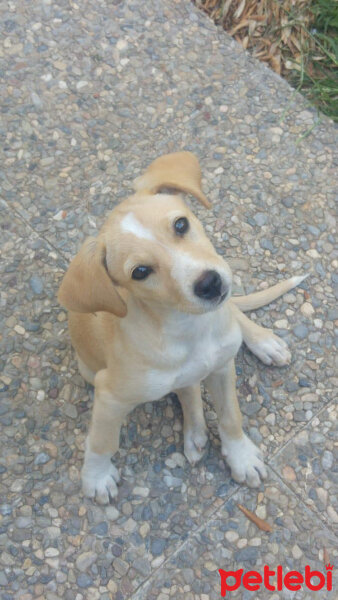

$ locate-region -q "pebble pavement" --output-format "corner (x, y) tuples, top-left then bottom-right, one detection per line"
(0, 0), (337, 598)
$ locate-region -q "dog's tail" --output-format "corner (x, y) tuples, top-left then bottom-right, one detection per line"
(232, 274), (309, 312)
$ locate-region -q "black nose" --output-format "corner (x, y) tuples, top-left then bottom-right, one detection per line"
(194, 270), (224, 300)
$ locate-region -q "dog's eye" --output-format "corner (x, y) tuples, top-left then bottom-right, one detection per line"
(132, 265), (153, 280)
(174, 217), (189, 236)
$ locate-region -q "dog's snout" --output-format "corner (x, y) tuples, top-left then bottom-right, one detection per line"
(194, 270), (224, 301)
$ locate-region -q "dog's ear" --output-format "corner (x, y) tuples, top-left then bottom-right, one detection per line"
(133, 151), (211, 208)
(58, 237), (127, 316)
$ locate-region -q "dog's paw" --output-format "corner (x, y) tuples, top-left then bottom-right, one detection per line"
(222, 433), (267, 488)
(81, 447), (120, 504)
(247, 332), (291, 366)
(184, 426), (208, 465)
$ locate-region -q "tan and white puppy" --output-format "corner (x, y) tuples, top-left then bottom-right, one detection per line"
(58, 152), (306, 504)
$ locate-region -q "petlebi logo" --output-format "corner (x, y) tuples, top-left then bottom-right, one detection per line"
(219, 563), (333, 596)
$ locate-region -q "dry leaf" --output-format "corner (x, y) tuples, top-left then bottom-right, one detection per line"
(234, 0), (246, 20)
(270, 53), (281, 75)
(323, 547), (330, 566)
(242, 35), (249, 50)
(237, 503), (273, 532)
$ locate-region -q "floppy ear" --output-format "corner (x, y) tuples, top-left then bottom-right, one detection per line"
(58, 237), (127, 316)
(133, 151), (211, 209)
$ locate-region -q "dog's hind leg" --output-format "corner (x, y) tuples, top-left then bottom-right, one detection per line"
(230, 301), (291, 366)
(175, 383), (208, 465)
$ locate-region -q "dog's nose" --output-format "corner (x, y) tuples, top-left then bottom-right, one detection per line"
(194, 270), (224, 300)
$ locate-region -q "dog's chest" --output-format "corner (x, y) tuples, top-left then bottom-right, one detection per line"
(146, 310), (242, 398)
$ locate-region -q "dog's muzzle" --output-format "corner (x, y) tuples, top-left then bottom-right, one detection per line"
(193, 270), (228, 302)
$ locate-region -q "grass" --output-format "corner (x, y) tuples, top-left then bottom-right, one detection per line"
(193, 0), (338, 121)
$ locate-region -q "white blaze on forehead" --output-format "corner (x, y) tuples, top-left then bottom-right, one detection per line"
(121, 212), (155, 241)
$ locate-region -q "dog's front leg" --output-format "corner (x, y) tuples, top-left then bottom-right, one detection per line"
(81, 369), (134, 504)
(175, 384), (208, 464)
(205, 360), (267, 488)
(230, 300), (291, 366)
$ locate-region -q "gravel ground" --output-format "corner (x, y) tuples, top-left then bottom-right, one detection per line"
(1, 0), (337, 598)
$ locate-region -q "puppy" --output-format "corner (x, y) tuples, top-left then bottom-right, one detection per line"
(58, 152), (305, 504)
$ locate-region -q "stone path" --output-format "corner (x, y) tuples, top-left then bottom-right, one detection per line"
(1, 0), (337, 598)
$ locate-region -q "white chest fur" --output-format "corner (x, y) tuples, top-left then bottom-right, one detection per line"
(144, 307), (242, 400)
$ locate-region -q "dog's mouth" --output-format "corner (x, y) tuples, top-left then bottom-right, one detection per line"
(218, 290), (229, 304)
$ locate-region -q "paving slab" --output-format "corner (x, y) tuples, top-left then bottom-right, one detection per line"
(271, 402), (338, 531)
(133, 470), (338, 599)
(0, 0), (337, 598)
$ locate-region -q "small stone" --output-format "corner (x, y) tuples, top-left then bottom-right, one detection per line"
(254, 213), (267, 226)
(163, 475), (182, 488)
(14, 325), (25, 335)
(300, 302), (314, 318)
(29, 274), (44, 295)
(234, 547), (258, 563)
(260, 238), (274, 252)
(113, 557), (129, 576)
(54, 60), (67, 70)
(327, 506), (338, 523)
(281, 197), (293, 208)
(314, 319), (323, 328)
(256, 505), (266, 520)
(89, 522), (108, 536)
(317, 487), (328, 506)
(53, 210), (66, 221)
(275, 319), (288, 329)
(249, 537), (261, 546)
(132, 486), (149, 497)
(45, 547), (59, 557)
(140, 523), (150, 537)
(31, 92), (43, 109)
(165, 452), (186, 468)
(77, 573), (93, 588)
(105, 506), (119, 521)
(293, 325), (308, 339)
(292, 544), (303, 559)
(34, 452), (50, 465)
(76, 80), (88, 90)
(266, 413), (276, 426)
(241, 402), (260, 416)
(107, 580), (117, 594)
(282, 466), (296, 481)
(76, 552), (97, 572)
(15, 516), (32, 528)
(133, 557), (151, 576)
(40, 157), (54, 166)
(306, 248), (320, 258)
(321, 451), (333, 470)
(151, 538), (166, 556)
(63, 404), (77, 419)
(201, 485), (214, 499)
(225, 531), (239, 543)
(0, 504), (12, 516)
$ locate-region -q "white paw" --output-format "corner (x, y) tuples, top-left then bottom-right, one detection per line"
(81, 444), (120, 504)
(222, 433), (267, 488)
(247, 333), (291, 366)
(184, 426), (208, 465)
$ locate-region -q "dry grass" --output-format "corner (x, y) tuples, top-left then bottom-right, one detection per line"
(194, 0), (338, 121)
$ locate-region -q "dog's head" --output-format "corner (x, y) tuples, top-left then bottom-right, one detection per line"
(58, 152), (232, 316)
